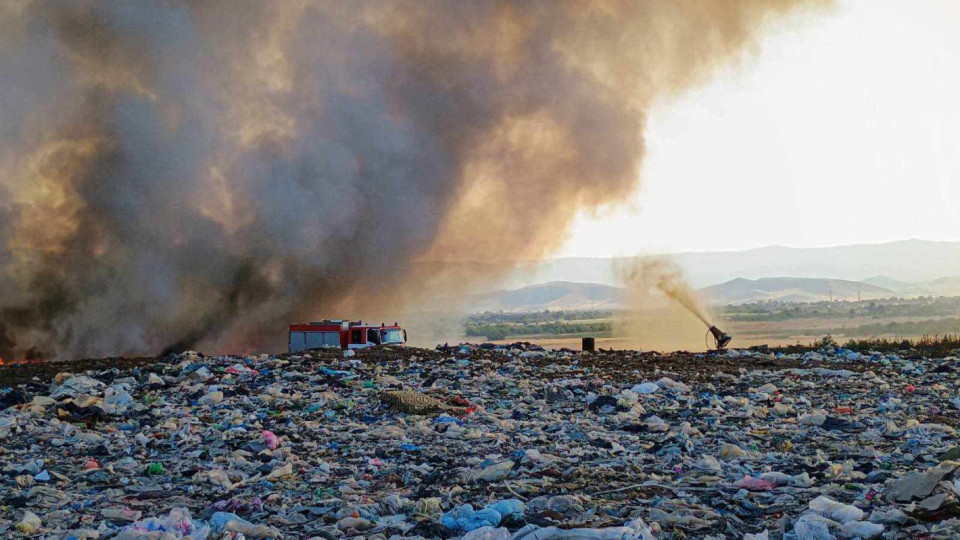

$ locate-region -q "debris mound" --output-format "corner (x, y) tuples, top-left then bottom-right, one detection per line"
(381, 389), (467, 415)
(2, 343), (960, 539)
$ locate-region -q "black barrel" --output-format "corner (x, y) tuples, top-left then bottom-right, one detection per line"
(582, 337), (595, 352)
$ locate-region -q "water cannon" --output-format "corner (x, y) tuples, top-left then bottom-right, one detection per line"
(708, 325), (732, 350)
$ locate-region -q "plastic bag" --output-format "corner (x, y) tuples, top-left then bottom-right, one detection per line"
(103, 386), (135, 415)
(808, 495), (863, 524)
(441, 499), (525, 532)
(463, 526), (511, 540)
(209, 511), (282, 539)
(115, 508), (211, 540)
(838, 520), (883, 539)
(791, 514), (836, 540)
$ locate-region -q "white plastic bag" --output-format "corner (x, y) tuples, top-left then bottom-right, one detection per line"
(808, 495), (863, 524)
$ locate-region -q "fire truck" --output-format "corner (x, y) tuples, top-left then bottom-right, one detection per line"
(288, 320), (407, 353)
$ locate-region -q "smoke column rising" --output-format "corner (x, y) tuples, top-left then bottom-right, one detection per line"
(0, 0), (828, 359)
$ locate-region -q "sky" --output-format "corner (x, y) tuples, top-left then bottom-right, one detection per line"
(559, 0), (960, 258)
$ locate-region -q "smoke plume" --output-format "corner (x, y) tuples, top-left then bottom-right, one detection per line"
(0, 0), (827, 359)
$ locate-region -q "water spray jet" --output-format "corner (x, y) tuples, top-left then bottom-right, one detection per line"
(707, 325), (733, 350)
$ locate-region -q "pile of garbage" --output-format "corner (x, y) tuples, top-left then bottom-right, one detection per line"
(3, 342), (960, 539)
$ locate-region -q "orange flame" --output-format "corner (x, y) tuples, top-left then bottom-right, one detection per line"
(0, 356), (39, 365)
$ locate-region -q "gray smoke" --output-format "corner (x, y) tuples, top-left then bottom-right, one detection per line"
(0, 0), (828, 360)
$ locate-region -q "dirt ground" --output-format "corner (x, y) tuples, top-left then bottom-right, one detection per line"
(485, 320), (947, 353)
(0, 344), (865, 389)
(487, 334), (805, 352)
(0, 356), (158, 387)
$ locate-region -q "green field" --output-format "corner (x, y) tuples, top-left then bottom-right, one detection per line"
(464, 296), (960, 347)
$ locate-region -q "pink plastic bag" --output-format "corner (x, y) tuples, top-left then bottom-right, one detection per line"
(734, 475), (775, 491)
(262, 430), (280, 450)
(226, 363), (257, 376)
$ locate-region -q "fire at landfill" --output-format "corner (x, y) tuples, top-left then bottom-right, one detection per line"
(11, 2), (960, 540)
(0, 0), (829, 361)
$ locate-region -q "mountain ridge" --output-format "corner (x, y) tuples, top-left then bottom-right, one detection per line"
(700, 277), (893, 304)
(463, 273), (960, 312)
(498, 239), (960, 289)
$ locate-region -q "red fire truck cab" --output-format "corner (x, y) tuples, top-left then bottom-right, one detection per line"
(288, 320), (407, 353)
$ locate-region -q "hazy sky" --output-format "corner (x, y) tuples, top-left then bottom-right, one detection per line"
(560, 0), (960, 257)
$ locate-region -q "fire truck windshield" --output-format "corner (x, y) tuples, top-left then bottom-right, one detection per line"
(381, 328), (404, 343)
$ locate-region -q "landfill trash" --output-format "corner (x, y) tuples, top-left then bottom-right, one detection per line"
(210, 511), (282, 538)
(4, 343), (960, 538)
(381, 389), (476, 415)
(441, 499), (524, 532)
(734, 475), (775, 491)
(50, 375), (106, 398)
(807, 495), (864, 523)
(462, 526), (512, 540)
(262, 429), (281, 450)
(16, 511), (41, 534)
(102, 507), (142, 522)
(631, 382), (660, 395)
(476, 461), (516, 482)
(113, 507), (211, 540)
(838, 520), (884, 538)
(885, 461), (960, 502)
(511, 518), (656, 539)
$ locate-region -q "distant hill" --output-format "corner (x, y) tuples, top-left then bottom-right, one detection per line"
(921, 276), (960, 296)
(700, 277), (893, 304)
(464, 281), (627, 312)
(497, 239), (960, 289)
(863, 275), (914, 292)
(460, 273), (960, 313)
(864, 275), (960, 297)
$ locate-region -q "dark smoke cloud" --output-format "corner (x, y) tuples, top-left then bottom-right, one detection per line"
(0, 0), (828, 360)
